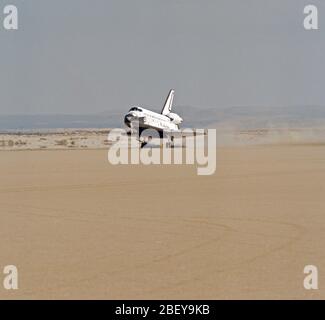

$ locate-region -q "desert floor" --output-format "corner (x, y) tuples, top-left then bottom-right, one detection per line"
(0, 145), (324, 299)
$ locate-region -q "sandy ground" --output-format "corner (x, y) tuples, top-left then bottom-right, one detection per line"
(0, 144), (325, 299)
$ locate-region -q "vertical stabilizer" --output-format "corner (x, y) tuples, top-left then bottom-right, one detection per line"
(161, 89), (175, 115)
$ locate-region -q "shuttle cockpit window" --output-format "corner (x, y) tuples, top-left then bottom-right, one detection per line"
(129, 107), (143, 112)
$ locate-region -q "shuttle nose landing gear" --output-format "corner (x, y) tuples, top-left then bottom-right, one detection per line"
(140, 136), (152, 148)
(140, 141), (148, 148)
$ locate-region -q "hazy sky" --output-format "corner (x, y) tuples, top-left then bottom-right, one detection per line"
(0, 0), (324, 115)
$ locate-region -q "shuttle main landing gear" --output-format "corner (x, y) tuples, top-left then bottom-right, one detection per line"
(166, 136), (175, 148)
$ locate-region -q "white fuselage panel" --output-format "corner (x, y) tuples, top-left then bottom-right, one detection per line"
(125, 107), (179, 132)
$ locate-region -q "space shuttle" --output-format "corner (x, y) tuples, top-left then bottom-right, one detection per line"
(124, 89), (183, 147)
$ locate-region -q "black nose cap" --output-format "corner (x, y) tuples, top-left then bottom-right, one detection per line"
(124, 115), (131, 127)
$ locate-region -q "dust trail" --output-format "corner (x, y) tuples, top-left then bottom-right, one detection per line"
(213, 126), (325, 146)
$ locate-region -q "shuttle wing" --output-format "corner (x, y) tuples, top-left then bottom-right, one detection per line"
(163, 129), (207, 138)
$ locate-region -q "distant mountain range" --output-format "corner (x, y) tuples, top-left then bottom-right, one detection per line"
(1, 105), (325, 131)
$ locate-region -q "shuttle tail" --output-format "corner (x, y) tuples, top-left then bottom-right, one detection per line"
(161, 89), (175, 115)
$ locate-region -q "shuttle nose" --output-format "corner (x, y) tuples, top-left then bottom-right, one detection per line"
(124, 115), (132, 127)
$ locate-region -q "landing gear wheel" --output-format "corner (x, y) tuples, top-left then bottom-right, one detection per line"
(166, 136), (175, 148)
